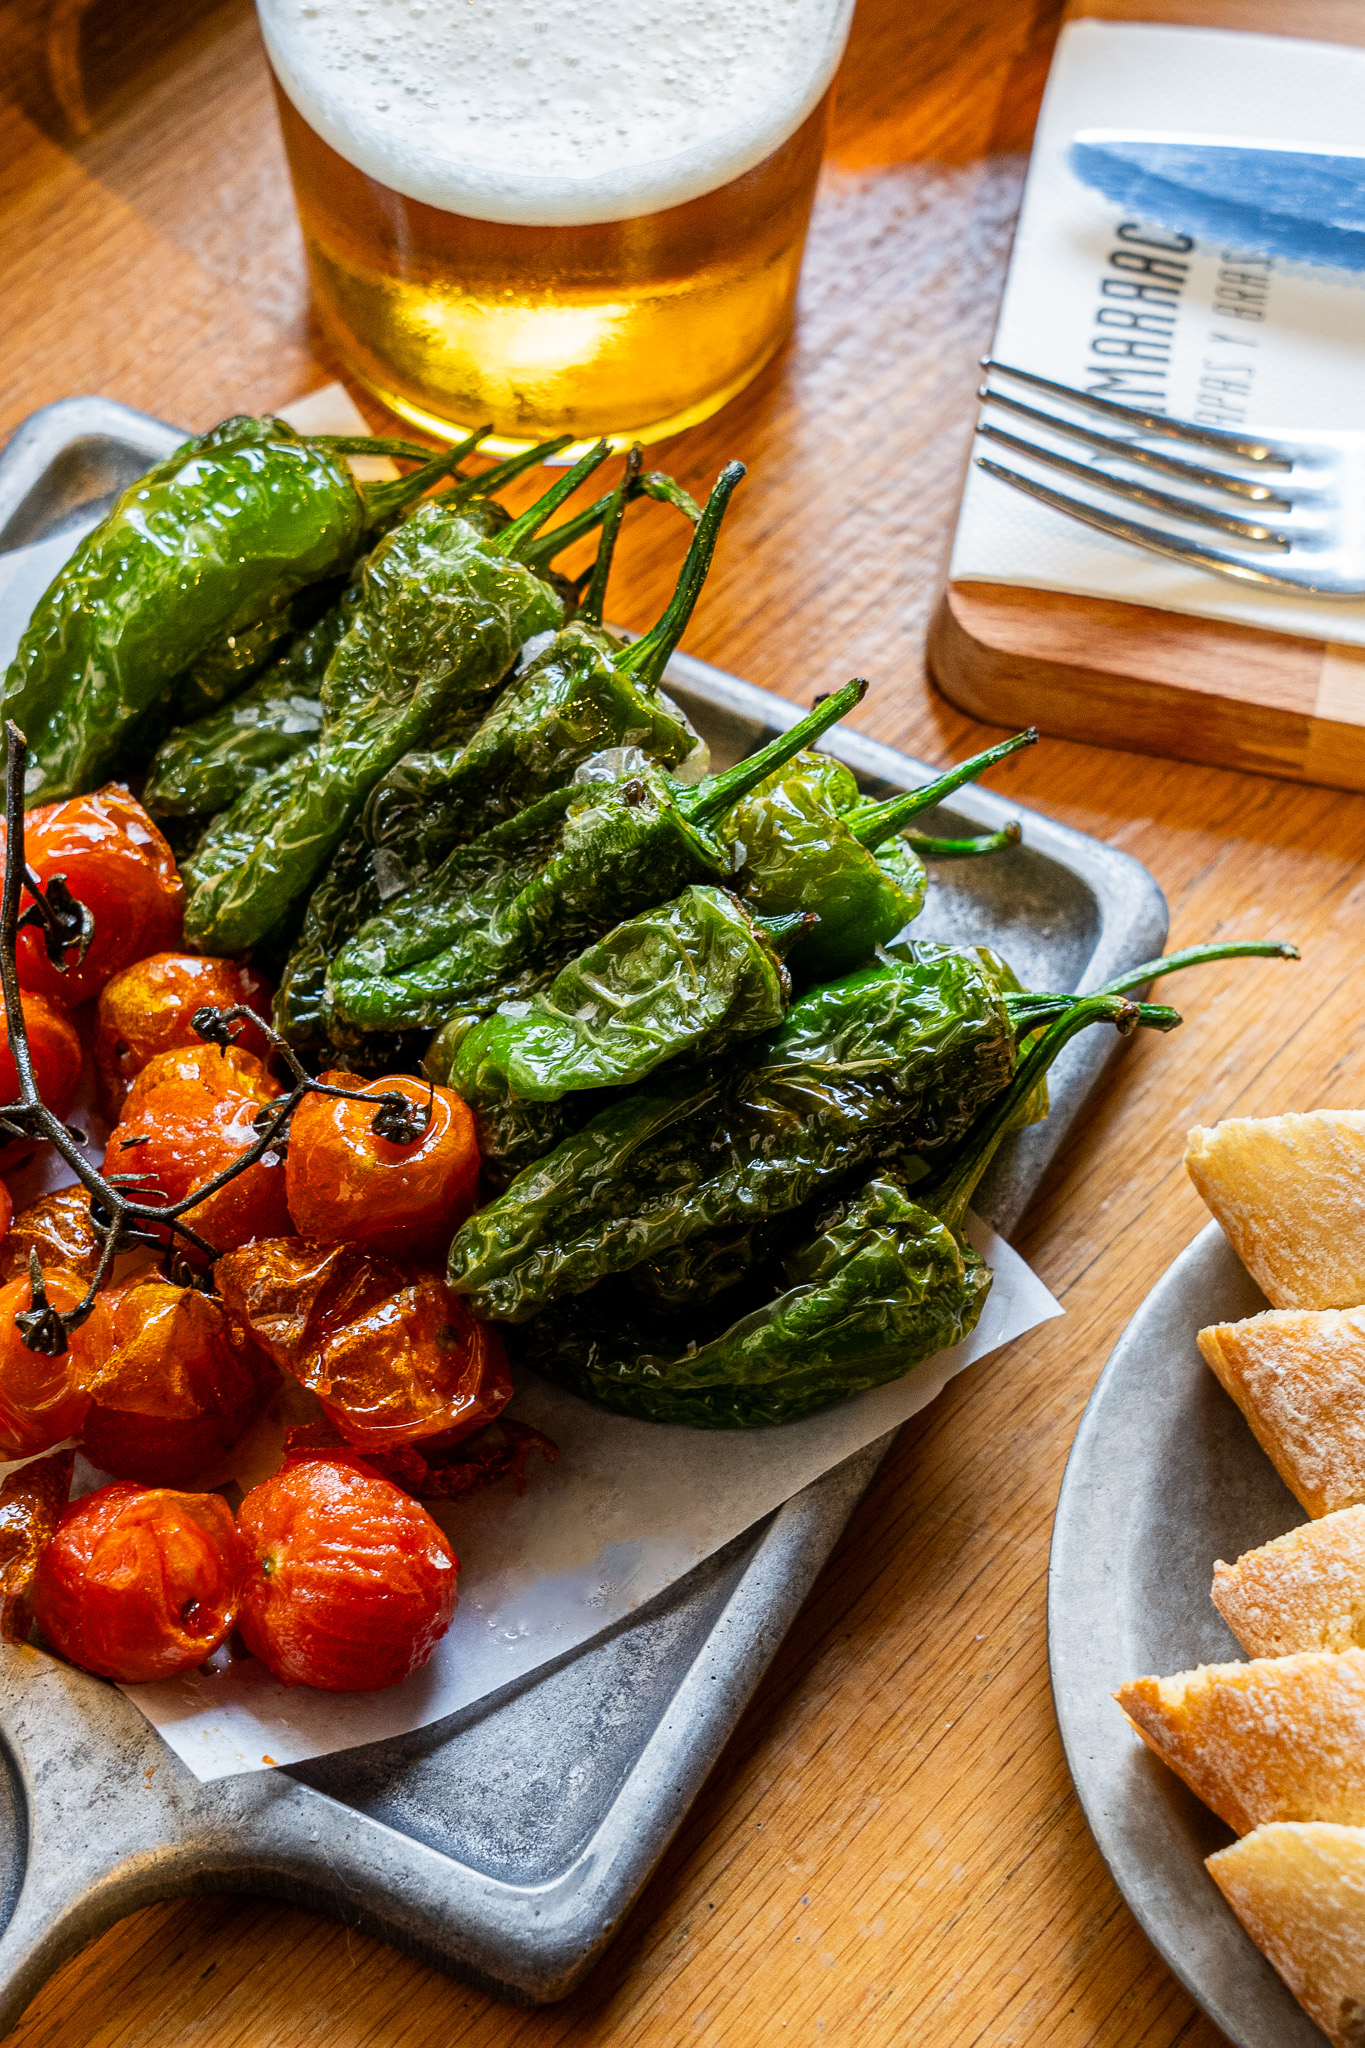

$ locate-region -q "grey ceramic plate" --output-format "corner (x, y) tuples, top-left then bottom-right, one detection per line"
(1049, 1220), (1327, 2047)
(0, 397), (1169, 2028)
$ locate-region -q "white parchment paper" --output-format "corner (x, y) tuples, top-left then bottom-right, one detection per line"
(951, 20), (1365, 648)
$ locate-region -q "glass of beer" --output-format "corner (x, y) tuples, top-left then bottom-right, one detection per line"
(257, 0), (855, 452)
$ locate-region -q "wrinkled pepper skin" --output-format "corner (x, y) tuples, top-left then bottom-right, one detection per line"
(446, 941), (1015, 1322)
(515, 1177), (991, 1427)
(328, 680), (864, 1034)
(183, 504), (566, 954)
(6, 419), (377, 803)
(724, 751), (927, 982)
(144, 588), (359, 819)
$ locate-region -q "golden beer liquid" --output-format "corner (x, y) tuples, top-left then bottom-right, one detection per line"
(273, 85), (831, 451)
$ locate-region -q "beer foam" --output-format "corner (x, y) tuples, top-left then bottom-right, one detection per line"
(259, 0), (854, 227)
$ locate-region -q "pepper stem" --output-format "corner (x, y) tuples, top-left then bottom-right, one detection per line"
(578, 448), (643, 626)
(755, 908), (819, 961)
(682, 678), (869, 827)
(905, 822), (1021, 860)
(639, 472), (703, 525)
(1091, 939), (1299, 999)
(359, 426), (491, 523)
(492, 441), (614, 557)
(923, 991), (1181, 1230)
(448, 436), (575, 506)
(615, 461), (746, 688)
(848, 732), (1037, 851)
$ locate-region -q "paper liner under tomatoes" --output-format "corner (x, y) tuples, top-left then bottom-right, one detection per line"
(95, 952), (273, 1120)
(216, 1237), (512, 1452)
(103, 1042), (290, 1255)
(33, 1482), (245, 1683)
(0, 1269), (113, 1458)
(236, 1455), (458, 1691)
(282, 1415), (558, 1500)
(0, 1448), (74, 1644)
(81, 1280), (278, 1488)
(0, 1186), (159, 1289)
(285, 1071), (480, 1262)
(10, 786), (184, 1008)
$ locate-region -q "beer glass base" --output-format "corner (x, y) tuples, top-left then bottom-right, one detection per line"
(333, 326), (791, 459)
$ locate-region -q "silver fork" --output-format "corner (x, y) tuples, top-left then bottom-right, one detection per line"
(974, 361), (1365, 598)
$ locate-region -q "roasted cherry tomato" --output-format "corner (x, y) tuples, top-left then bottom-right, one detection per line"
(103, 1043), (289, 1255)
(0, 1447), (74, 1644)
(0, 987), (81, 1168)
(95, 953), (273, 1119)
(0, 1268), (113, 1457)
(0, 1185), (158, 1289)
(0, 1180), (10, 1246)
(285, 1072), (480, 1261)
(13, 786), (184, 1007)
(237, 1454), (457, 1691)
(216, 1236), (512, 1450)
(33, 1482), (245, 1682)
(81, 1280), (277, 1487)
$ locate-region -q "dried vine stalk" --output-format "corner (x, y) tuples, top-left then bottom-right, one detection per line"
(0, 721), (429, 1356)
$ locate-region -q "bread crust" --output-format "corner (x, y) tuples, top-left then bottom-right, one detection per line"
(1207, 1822), (1365, 2048)
(1185, 1112), (1365, 1312)
(1199, 1309), (1365, 1518)
(1214, 1508), (1365, 1659)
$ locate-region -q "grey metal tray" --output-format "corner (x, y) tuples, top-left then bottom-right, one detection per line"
(1049, 1222), (1324, 2047)
(0, 397), (1168, 2030)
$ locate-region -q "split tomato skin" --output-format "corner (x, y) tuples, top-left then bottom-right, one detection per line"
(0, 1269), (113, 1458)
(95, 952), (273, 1119)
(14, 786), (184, 1007)
(236, 1455), (458, 1691)
(0, 989), (82, 1166)
(286, 1072), (480, 1261)
(0, 1186), (158, 1290)
(103, 1042), (290, 1254)
(81, 1279), (278, 1488)
(33, 1483), (245, 1683)
(216, 1236), (512, 1451)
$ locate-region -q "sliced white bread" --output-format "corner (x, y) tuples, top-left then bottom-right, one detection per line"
(1208, 1822), (1365, 2048)
(1184, 1111), (1365, 1311)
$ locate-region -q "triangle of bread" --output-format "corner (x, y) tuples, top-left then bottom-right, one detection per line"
(1208, 1822), (1365, 2048)
(1199, 1309), (1365, 1519)
(1214, 1508), (1365, 1659)
(1115, 1651), (1365, 1834)
(1185, 1112), (1365, 1311)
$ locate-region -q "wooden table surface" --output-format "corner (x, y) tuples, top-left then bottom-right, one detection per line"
(1, 0), (1359, 2040)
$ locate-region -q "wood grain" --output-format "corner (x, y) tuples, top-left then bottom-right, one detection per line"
(934, 0), (1365, 796)
(0, 0), (1359, 2042)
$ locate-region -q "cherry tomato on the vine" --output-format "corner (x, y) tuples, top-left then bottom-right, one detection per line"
(237, 1454), (457, 1690)
(81, 1280), (278, 1487)
(0, 987), (81, 1167)
(0, 1268), (112, 1458)
(216, 1236), (512, 1451)
(0, 1186), (158, 1290)
(33, 1483), (245, 1682)
(12, 786), (184, 1007)
(95, 953), (273, 1119)
(285, 1072), (480, 1261)
(103, 1043), (290, 1255)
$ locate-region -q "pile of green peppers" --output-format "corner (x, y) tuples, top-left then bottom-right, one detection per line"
(3, 410), (1300, 1430)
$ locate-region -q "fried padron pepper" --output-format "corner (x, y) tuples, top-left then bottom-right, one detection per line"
(5, 414), (484, 802)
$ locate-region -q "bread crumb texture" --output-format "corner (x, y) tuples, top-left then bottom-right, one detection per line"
(1184, 1112), (1365, 1312)
(1199, 1309), (1365, 1518)
(1214, 1508), (1365, 1659)
(1208, 1822), (1365, 2048)
(1115, 1650), (1365, 1835)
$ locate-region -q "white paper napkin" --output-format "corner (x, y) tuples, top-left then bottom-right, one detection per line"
(951, 20), (1365, 651)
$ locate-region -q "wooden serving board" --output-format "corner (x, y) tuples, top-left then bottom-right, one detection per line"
(928, 0), (1365, 795)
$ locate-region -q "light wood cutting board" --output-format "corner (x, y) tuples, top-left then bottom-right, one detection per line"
(928, 0), (1365, 793)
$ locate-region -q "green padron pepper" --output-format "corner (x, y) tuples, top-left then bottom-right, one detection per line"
(725, 730), (1033, 983)
(327, 666), (861, 1034)
(182, 440), (624, 955)
(514, 990), (1181, 1426)
(5, 415), (482, 802)
(446, 938), (1025, 1323)
(271, 456), (707, 1049)
(428, 885), (810, 1187)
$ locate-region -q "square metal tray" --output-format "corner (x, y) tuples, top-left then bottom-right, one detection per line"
(0, 398), (1168, 2026)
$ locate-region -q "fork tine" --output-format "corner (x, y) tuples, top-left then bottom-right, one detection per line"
(978, 386), (1291, 508)
(976, 457), (1310, 592)
(975, 424), (1292, 546)
(981, 360), (1294, 470)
